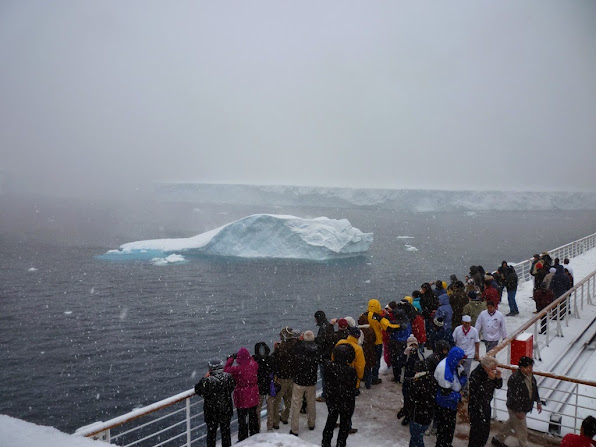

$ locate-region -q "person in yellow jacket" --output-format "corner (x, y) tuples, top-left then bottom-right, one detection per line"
(335, 327), (365, 389)
(367, 299), (401, 385)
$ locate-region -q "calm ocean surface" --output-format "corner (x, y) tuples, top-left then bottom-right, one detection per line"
(1, 195), (595, 433)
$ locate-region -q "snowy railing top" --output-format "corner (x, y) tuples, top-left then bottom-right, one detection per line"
(513, 231), (596, 281)
(74, 388), (195, 438)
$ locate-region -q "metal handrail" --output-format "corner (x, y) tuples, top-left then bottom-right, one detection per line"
(488, 269), (596, 362)
(513, 232), (596, 281)
(487, 268), (596, 436)
(75, 388), (195, 438)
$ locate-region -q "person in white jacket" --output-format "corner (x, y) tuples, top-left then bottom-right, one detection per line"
(452, 315), (480, 395)
(475, 301), (506, 353)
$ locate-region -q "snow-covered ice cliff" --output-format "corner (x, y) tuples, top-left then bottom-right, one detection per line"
(156, 183), (596, 211)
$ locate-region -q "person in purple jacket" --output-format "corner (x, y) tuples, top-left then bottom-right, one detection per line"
(224, 347), (260, 442)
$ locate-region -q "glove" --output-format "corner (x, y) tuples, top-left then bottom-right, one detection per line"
(372, 313), (383, 322)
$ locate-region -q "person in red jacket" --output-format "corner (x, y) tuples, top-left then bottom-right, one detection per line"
(482, 277), (500, 310)
(224, 347), (260, 442)
(560, 415), (596, 447)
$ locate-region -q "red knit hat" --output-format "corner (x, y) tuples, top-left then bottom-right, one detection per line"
(337, 318), (348, 329)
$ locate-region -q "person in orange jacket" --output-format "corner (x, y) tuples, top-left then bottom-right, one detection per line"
(367, 299), (400, 385)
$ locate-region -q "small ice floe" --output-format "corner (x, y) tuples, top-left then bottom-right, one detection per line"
(465, 211), (477, 217)
(28, 267), (38, 272)
(404, 245), (419, 252)
(396, 236), (414, 239)
(64, 311), (73, 315)
(365, 279), (371, 284)
(151, 254), (186, 266)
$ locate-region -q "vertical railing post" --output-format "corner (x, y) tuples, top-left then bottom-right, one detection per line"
(574, 383), (579, 434)
(556, 303), (563, 337)
(533, 320), (541, 361)
(186, 397), (192, 447)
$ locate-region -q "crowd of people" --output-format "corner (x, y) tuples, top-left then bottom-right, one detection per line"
(193, 254), (591, 447)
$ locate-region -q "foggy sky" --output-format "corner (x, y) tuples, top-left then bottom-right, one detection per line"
(1, 1), (595, 197)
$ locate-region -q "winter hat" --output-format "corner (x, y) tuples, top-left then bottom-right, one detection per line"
(467, 278), (475, 285)
(484, 274), (494, 281)
(468, 291), (478, 300)
(348, 327), (361, 338)
(403, 296), (413, 304)
(433, 316), (444, 327)
(303, 330), (315, 342)
(208, 358), (224, 371)
(344, 316), (356, 328)
(461, 315), (472, 323)
(549, 267), (556, 273)
(337, 318), (348, 329)
(406, 335), (418, 347)
(280, 326), (296, 341)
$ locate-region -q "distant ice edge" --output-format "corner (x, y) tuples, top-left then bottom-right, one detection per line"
(102, 214), (373, 262)
(156, 183), (596, 211)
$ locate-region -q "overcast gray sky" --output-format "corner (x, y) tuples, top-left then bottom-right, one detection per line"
(1, 1), (595, 197)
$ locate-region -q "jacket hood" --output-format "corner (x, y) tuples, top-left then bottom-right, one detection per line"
(236, 347), (252, 364)
(444, 347), (465, 382)
(314, 310), (327, 325)
(254, 342), (270, 359)
(438, 293), (450, 306)
(368, 299), (382, 314)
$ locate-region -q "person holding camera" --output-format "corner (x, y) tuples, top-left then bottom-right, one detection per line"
(194, 358), (235, 447)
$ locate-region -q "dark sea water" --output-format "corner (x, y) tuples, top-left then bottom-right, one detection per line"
(1, 194), (595, 434)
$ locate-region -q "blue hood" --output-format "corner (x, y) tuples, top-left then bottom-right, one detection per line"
(444, 347), (465, 382)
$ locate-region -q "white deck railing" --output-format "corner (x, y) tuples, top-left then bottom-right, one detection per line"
(76, 233), (596, 445)
(488, 268), (596, 436)
(513, 231), (596, 281)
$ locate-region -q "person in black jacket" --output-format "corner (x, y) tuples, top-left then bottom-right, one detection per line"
(419, 283), (439, 348)
(423, 339), (450, 436)
(321, 344), (358, 447)
(194, 358), (236, 447)
(468, 356), (503, 447)
(403, 359), (435, 447)
(314, 310), (336, 401)
(492, 356), (542, 447)
(290, 330), (320, 436)
(253, 342), (277, 432)
(499, 262), (519, 316)
(271, 327), (298, 427)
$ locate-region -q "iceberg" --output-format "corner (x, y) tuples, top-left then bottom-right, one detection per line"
(104, 214), (373, 261)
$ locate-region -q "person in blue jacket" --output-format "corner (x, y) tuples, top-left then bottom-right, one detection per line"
(434, 346), (467, 447)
